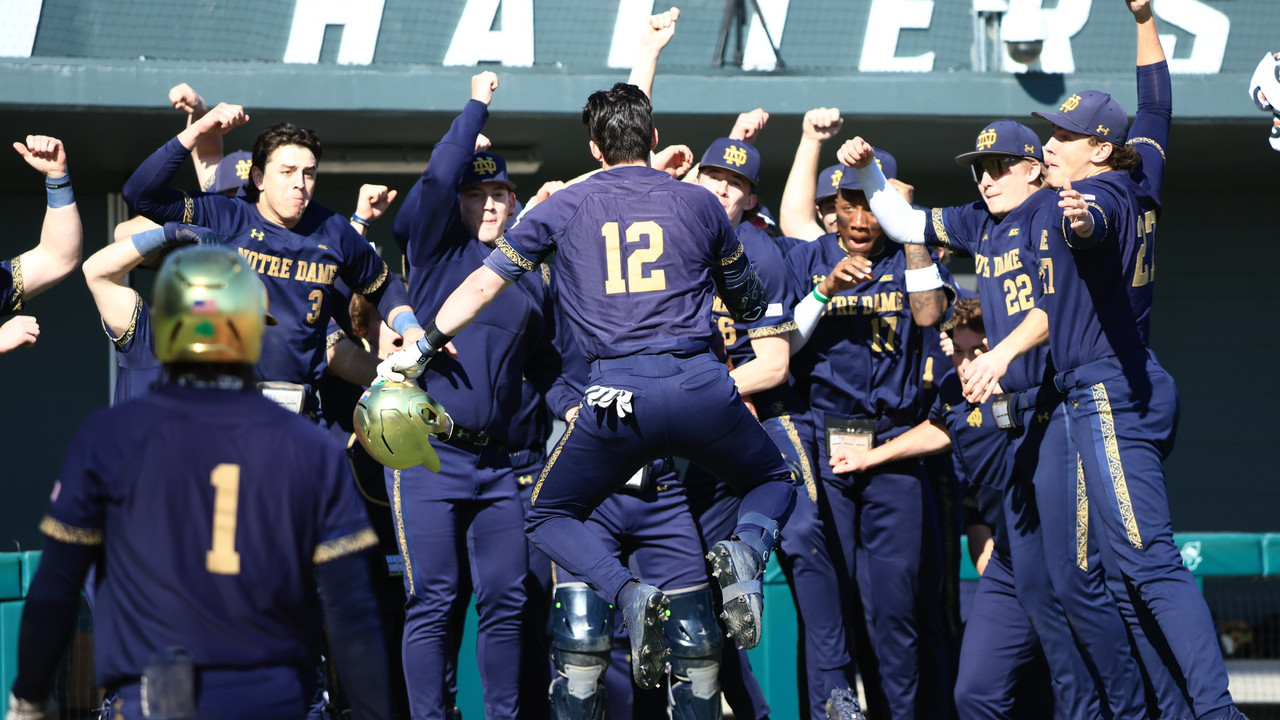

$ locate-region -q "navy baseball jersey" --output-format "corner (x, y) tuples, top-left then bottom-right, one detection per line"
(484, 165), (740, 362)
(922, 193), (1057, 393)
(1039, 65), (1170, 370)
(392, 101), (561, 443)
(40, 385), (376, 687)
(104, 294), (163, 404)
(713, 223), (798, 415)
(786, 234), (950, 431)
(123, 138), (396, 386)
(1, 256), (21, 316)
(929, 370), (1010, 492)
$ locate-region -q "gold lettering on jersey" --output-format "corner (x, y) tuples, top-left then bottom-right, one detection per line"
(1008, 228), (1019, 236)
(976, 129), (998, 151)
(967, 407), (983, 427)
(472, 156), (498, 175)
(831, 169), (843, 188)
(1039, 229), (1049, 251)
(973, 249), (1023, 279)
(235, 248), (337, 285)
(722, 144), (749, 167)
(1131, 209), (1157, 287)
(1059, 94), (1082, 113)
(824, 291), (904, 316)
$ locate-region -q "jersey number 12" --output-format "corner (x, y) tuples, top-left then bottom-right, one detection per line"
(602, 221), (667, 294)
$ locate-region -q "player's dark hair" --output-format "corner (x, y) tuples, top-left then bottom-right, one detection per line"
(1089, 137), (1139, 173)
(951, 297), (985, 336)
(245, 123), (324, 202)
(582, 83), (654, 166)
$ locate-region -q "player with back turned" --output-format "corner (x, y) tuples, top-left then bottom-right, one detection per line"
(378, 81), (796, 693)
(960, 0), (1247, 716)
(6, 246), (389, 720)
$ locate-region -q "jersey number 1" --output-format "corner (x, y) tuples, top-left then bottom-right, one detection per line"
(602, 221), (667, 294)
(207, 463), (241, 575)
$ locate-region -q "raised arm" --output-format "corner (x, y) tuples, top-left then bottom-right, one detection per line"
(350, 184), (398, 237)
(83, 231), (148, 338)
(169, 83), (223, 190)
(627, 7), (680, 100)
(123, 103), (250, 221)
(13, 136), (82, 301)
(1131, 0), (1163, 67)
(780, 107), (842, 241)
(838, 137), (928, 245)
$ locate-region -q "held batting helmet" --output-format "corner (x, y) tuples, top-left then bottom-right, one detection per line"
(353, 381), (454, 472)
(152, 246), (271, 364)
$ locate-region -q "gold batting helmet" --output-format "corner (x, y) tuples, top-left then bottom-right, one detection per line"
(152, 246), (270, 364)
(353, 381), (454, 472)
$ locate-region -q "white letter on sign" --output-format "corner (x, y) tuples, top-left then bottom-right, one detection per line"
(859, 0), (936, 73)
(1156, 0), (1229, 75)
(283, 0), (385, 65)
(444, 0), (535, 67)
(0, 0), (43, 58)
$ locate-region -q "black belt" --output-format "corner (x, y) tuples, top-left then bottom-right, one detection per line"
(444, 424), (509, 453)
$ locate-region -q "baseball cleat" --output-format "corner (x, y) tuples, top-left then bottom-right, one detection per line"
(707, 538), (764, 649)
(622, 583), (670, 689)
(825, 687), (866, 720)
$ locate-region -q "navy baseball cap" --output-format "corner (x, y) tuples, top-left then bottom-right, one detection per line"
(460, 152), (517, 190)
(838, 149), (897, 192)
(1032, 90), (1129, 144)
(954, 121), (1043, 165)
(815, 165), (844, 202)
(699, 138), (761, 186)
(209, 150), (253, 195)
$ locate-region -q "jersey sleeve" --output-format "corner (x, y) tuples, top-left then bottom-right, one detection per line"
(336, 223), (392, 296)
(744, 237), (797, 339)
(923, 203), (987, 258)
(484, 199), (560, 281)
(1061, 179), (1123, 251)
(1, 256), (22, 315)
(1127, 61), (1171, 206)
(312, 440), (378, 564)
(40, 418), (111, 547)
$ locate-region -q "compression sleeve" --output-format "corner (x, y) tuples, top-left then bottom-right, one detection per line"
(12, 539), (97, 702)
(788, 290), (826, 355)
(316, 551), (391, 720)
(856, 162), (927, 245)
(713, 249), (768, 323)
(122, 137), (192, 222)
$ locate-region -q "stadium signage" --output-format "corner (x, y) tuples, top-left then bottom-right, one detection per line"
(0, 0), (1239, 76)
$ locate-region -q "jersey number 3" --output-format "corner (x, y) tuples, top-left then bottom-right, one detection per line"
(602, 221), (667, 294)
(207, 463), (242, 575)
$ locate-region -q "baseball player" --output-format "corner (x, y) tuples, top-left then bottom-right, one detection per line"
(380, 81), (796, 693)
(122, 106), (423, 419)
(830, 298), (1056, 719)
(784, 146), (953, 720)
(961, 1), (1247, 717)
(7, 246), (389, 720)
(382, 71), (565, 720)
(1, 135), (82, 353)
(687, 134), (863, 720)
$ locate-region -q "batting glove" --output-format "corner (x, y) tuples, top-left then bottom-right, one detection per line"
(376, 338), (439, 384)
(585, 385), (634, 419)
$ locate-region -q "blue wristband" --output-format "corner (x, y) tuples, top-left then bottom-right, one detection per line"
(390, 310), (422, 338)
(131, 227), (168, 257)
(46, 176), (74, 208)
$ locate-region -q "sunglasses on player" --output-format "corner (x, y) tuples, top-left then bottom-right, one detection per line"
(969, 156), (1023, 183)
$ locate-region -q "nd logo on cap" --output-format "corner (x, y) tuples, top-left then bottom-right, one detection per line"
(722, 144), (749, 167)
(472, 156), (498, 176)
(1059, 94), (1082, 113)
(235, 158), (252, 180)
(976, 128), (999, 151)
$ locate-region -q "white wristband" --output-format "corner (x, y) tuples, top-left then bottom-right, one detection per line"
(904, 265), (944, 293)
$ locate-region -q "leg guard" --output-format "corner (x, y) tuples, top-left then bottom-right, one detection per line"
(665, 587), (724, 720)
(549, 584), (612, 720)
